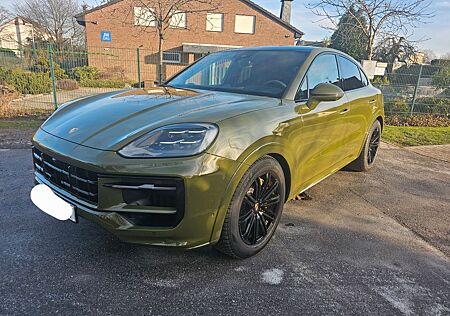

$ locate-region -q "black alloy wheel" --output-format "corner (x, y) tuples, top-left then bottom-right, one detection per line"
(238, 172), (282, 245)
(215, 156), (286, 259)
(345, 120), (382, 172)
(368, 126), (381, 165)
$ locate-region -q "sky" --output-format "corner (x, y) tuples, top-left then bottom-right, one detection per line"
(2, 0), (449, 57)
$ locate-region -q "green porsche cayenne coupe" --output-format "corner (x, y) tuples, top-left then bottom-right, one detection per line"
(31, 46), (384, 258)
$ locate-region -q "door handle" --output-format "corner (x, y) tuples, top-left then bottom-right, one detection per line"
(339, 108), (350, 115)
(368, 99), (376, 104)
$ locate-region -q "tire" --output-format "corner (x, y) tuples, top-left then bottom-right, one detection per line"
(215, 156), (286, 259)
(347, 120), (382, 172)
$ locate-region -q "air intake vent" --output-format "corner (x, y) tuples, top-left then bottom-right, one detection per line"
(32, 146), (98, 205)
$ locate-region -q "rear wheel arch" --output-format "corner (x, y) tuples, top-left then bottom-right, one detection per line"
(376, 116), (384, 131)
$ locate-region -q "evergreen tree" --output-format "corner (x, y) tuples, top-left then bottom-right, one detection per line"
(330, 7), (368, 61)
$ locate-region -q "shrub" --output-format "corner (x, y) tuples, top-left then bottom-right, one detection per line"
(72, 66), (134, 88)
(384, 97), (410, 114)
(0, 67), (52, 94)
(0, 84), (25, 118)
(386, 114), (450, 127)
(414, 96), (450, 115)
(99, 66), (127, 81)
(431, 67), (450, 88)
(79, 79), (129, 88)
(372, 76), (390, 85)
(72, 65), (100, 82)
(31, 55), (68, 80)
(56, 79), (79, 90)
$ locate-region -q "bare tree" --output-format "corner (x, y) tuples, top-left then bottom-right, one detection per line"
(0, 6), (12, 38)
(422, 49), (436, 64)
(441, 53), (450, 60)
(15, 0), (84, 49)
(112, 0), (218, 83)
(306, 0), (433, 60)
(0, 6), (11, 25)
(374, 33), (420, 72)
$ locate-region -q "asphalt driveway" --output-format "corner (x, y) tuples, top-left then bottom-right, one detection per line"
(0, 146), (449, 315)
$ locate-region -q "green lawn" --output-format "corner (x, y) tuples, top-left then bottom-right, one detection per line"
(0, 119), (44, 130)
(383, 126), (450, 146)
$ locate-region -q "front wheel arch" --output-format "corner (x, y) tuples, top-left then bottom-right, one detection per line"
(268, 153), (291, 202)
(214, 155), (286, 258)
(209, 144), (294, 245)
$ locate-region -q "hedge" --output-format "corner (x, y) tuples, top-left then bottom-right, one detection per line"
(72, 66), (133, 88)
(31, 55), (68, 80)
(79, 79), (130, 88)
(414, 96), (450, 115)
(56, 79), (79, 90)
(72, 66), (99, 82)
(0, 67), (52, 94)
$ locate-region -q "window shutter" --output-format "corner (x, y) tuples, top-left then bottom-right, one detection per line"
(234, 15), (255, 34)
(134, 7), (156, 27)
(206, 13), (224, 32)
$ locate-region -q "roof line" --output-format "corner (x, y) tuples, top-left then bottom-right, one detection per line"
(75, 0), (121, 19)
(240, 0), (303, 36)
(75, 0), (304, 36)
(0, 16), (39, 28)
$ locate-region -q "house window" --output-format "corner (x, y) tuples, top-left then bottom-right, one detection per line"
(206, 13), (224, 32)
(163, 52), (182, 64)
(234, 15), (255, 34)
(170, 11), (187, 28)
(134, 7), (156, 26)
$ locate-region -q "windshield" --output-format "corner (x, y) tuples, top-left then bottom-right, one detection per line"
(166, 50), (309, 98)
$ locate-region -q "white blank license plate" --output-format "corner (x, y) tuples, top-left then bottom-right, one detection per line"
(31, 184), (77, 222)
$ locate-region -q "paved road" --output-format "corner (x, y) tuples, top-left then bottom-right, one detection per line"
(0, 147), (449, 315)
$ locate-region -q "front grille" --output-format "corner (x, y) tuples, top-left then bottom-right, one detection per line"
(32, 146), (98, 204)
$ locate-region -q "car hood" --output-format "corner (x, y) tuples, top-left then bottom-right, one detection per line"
(41, 87), (279, 151)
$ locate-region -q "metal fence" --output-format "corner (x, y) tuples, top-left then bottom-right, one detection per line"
(0, 43), (199, 114)
(0, 43), (449, 116)
(373, 63), (449, 116)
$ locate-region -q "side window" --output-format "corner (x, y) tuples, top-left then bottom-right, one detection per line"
(296, 76), (308, 100)
(338, 56), (364, 91)
(307, 54), (340, 94)
(359, 68), (368, 86)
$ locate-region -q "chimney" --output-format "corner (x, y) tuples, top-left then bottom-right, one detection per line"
(280, 0), (293, 24)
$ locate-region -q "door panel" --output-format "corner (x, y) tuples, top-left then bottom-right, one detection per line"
(336, 56), (376, 159)
(292, 54), (350, 188)
(343, 88), (375, 158)
(297, 98), (350, 187)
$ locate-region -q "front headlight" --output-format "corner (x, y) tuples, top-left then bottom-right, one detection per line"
(118, 123), (219, 158)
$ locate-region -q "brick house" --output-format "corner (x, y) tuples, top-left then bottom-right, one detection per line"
(76, 0), (303, 82)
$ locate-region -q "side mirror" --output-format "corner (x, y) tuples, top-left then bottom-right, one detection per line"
(307, 83), (344, 110)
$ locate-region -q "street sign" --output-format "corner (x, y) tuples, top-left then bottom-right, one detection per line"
(101, 31), (111, 42)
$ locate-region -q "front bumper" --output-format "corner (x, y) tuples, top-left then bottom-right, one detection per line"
(32, 129), (241, 248)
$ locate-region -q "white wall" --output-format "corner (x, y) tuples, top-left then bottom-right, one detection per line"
(0, 18), (35, 51)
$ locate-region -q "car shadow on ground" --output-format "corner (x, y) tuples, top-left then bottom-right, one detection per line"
(1, 148), (449, 314)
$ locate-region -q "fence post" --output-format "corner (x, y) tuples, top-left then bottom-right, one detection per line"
(137, 47), (141, 88)
(410, 64), (423, 116)
(48, 44), (58, 110)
